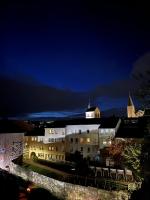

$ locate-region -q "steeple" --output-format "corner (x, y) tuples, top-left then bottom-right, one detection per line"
(128, 92), (134, 106)
(88, 97), (91, 109)
(127, 92), (136, 118)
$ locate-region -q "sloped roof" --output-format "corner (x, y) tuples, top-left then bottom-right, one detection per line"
(86, 106), (97, 112)
(0, 120), (33, 134)
(25, 127), (45, 136)
(115, 117), (146, 138)
(128, 95), (134, 106)
(45, 117), (120, 128)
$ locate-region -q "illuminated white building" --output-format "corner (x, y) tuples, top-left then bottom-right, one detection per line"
(65, 118), (121, 160)
(85, 107), (100, 118)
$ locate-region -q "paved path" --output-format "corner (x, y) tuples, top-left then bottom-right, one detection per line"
(24, 160), (129, 187)
(24, 160), (70, 177)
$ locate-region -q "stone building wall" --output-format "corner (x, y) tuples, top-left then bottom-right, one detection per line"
(0, 133), (23, 169)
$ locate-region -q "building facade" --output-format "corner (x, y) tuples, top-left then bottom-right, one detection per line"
(23, 117), (121, 162)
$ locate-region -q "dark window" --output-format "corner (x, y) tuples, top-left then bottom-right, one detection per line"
(56, 147), (58, 151)
(87, 147), (90, 153)
(79, 130), (81, 134)
(81, 147), (83, 152)
(71, 138), (73, 143)
(75, 138), (78, 143)
(87, 130), (89, 133)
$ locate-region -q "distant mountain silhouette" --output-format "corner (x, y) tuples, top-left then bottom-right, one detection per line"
(17, 107), (127, 121)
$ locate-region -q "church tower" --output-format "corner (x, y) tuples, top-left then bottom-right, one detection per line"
(127, 93), (136, 118)
(85, 98), (100, 118)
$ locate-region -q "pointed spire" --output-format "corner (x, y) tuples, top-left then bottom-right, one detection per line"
(88, 97), (91, 109)
(128, 92), (134, 106)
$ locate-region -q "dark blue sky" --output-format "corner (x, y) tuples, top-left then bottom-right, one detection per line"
(0, 1), (150, 118)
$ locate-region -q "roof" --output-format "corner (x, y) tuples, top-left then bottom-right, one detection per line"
(128, 94), (134, 106)
(86, 106), (97, 112)
(45, 117), (120, 128)
(25, 127), (45, 136)
(0, 120), (33, 134)
(115, 117), (146, 138)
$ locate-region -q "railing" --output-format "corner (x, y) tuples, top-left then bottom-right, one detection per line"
(89, 166), (134, 182)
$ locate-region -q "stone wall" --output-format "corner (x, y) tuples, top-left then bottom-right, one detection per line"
(10, 162), (129, 200)
(0, 133), (23, 169)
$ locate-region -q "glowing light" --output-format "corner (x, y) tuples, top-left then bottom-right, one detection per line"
(26, 187), (31, 192)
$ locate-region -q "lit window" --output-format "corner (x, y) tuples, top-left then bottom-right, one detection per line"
(51, 147), (54, 151)
(80, 138), (84, 143)
(31, 137), (34, 141)
(108, 141), (112, 145)
(34, 137), (37, 141)
(103, 141), (107, 145)
(49, 146), (51, 151)
(87, 138), (90, 143)
(49, 129), (52, 134)
(49, 129), (54, 134)
(101, 129), (104, 133)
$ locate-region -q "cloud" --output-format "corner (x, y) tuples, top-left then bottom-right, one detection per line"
(90, 79), (138, 99)
(0, 76), (88, 117)
(0, 75), (140, 117)
(1, 51), (149, 118)
(132, 52), (150, 75)
(91, 52), (150, 100)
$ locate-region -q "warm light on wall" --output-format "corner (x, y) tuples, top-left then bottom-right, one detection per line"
(80, 138), (84, 143)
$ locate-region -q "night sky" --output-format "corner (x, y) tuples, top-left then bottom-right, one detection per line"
(0, 1), (150, 118)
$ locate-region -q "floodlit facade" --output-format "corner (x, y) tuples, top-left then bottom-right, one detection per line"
(0, 133), (24, 169)
(24, 117), (121, 162)
(85, 107), (100, 118)
(127, 93), (144, 118)
(24, 136), (65, 161)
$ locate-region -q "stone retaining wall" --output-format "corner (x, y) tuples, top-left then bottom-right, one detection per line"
(10, 162), (129, 200)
